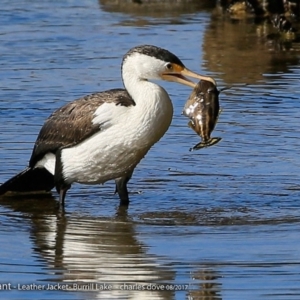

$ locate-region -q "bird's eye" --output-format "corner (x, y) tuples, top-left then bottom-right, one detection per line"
(165, 63), (173, 71)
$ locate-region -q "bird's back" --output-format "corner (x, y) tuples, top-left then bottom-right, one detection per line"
(29, 89), (134, 168)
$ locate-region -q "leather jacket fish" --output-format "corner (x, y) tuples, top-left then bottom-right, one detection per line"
(183, 80), (222, 151)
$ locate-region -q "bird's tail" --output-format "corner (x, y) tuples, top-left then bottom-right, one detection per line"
(0, 167), (55, 195)
(190, 137), (222, 151)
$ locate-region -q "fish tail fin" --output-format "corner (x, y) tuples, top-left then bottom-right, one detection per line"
(0, 167), (54, 196)
(190, 137), (222, 151)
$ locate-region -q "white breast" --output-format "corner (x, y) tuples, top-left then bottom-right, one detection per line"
(60, 82), (173, 185)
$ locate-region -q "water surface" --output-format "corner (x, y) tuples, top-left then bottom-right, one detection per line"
(0, 1), (300, 299)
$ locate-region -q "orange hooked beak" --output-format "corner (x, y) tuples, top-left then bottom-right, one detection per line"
(161, 63), (216, 88)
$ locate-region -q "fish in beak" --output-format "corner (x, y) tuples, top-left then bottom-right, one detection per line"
(183, 79), (222, 151)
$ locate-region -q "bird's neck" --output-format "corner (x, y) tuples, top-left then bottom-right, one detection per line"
(122, 68), (173, 145)
(122, 67), (167, 106)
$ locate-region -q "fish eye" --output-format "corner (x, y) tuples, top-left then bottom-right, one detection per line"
(165, 63), (173, 71)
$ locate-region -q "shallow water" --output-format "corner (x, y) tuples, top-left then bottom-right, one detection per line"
(0, 1), (300, 299)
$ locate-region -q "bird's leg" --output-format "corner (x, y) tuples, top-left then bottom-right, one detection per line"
(56, 184), (71, 208)
(59, 188), (67, 207)
(115, 170), (133, 206)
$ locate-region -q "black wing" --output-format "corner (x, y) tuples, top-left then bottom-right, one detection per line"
(29, 89), (135, 167)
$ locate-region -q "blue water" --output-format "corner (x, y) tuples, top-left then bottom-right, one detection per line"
(0, 1), (300, 299)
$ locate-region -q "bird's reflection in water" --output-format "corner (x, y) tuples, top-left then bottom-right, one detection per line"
(0, 196), (224, 299)
(188, 267), (222, 300)
(0, 195), (174, 299)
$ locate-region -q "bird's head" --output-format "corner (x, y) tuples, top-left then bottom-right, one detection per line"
(122, 45), (216, 88)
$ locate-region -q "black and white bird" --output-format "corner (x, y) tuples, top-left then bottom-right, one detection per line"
(0, 45), (215, 206)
